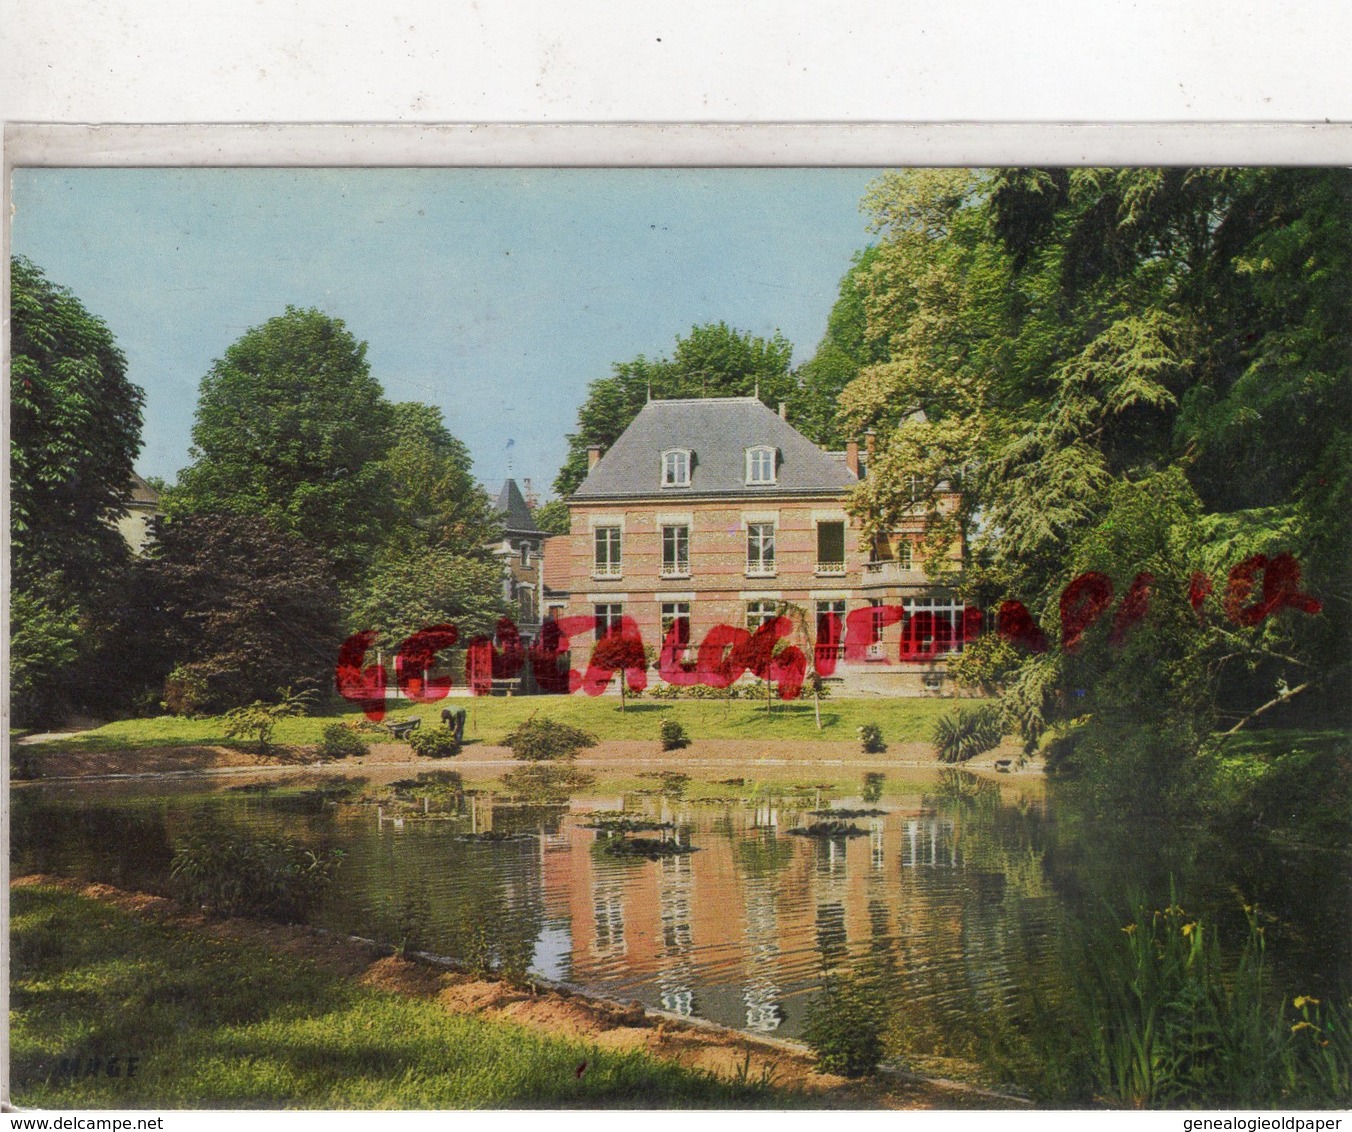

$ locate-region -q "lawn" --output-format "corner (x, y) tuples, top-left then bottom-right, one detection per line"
(9, 884), (791, 1108)
(26, 693), (982, 754)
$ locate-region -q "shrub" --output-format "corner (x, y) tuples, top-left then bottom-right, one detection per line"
(408, 728), (461, 759)
(802, 970), (888, 1077)
(162, 664), (210, 716)
(932, 704), (1004, 763)
(222, 687), (315, 753)
(318, 722), (367, 760)
(858, 722), (886, 754)
(660, 719), (690, 751)
(170, 832), (343, 923)
(501, 716), (597, 761)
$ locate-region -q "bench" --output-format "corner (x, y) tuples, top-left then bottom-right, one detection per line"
(385, 717), (422, 740)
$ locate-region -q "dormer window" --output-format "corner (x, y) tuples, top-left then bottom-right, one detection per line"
(662, 449), (692, 487)
(746, 446), (777, 485)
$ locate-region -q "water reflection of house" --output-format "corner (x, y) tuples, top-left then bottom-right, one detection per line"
(543, 796), (1024, 1033)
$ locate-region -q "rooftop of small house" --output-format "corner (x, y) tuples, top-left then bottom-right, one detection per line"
(570, 397), (861, 501)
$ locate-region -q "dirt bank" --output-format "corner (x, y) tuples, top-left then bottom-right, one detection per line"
(15, 736), (1035, 783)
(12, 873), (1028, 1109)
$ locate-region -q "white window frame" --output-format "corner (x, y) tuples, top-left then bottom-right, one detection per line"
(660, 523), (690, 577)
(661, 448), (693, 488)
(660, 601), (692, 647)
(594, 602), (624, 641)
(745, 446), (777, 485)
(746, 600), (778, 631)
(593, 526), (622, 577)
(746, 522), (776, 576)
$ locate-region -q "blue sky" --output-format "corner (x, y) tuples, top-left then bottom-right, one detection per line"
(11, 168), (883, 498)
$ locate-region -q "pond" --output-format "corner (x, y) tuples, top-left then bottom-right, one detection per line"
(12, 762), (1350, 1085)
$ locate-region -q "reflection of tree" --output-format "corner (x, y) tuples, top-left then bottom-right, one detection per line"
(500, 765), (596, 804)
(815, 902), (848, 969)
(11, 796), (175, 894)
(862, 772), (885, 803)
(737, 829), (796, 878)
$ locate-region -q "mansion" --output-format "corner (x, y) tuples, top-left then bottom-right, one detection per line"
(540, 397), (969, 695)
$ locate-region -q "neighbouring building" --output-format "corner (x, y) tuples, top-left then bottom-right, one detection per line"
(114, 472), (164, 555)
(490, 478), (546, 638)
(548, 397), (969, 695)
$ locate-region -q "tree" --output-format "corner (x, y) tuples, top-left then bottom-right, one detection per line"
(170, 307), (394, 586)
(346, 548), (508, 657)
(10, 257), (146, 725)
(379, 402), (501, 558)
(148, 513), (345, 714)
(589, 633), (648, 711)
(840, 167), (1352, 803)
(553, 322), (796, 496)
(788, 246), (889, 448)
(531, 499), (570, 535)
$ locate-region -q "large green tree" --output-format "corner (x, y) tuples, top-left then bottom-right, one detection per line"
(10, 257), (146, 725)
(148, 513), (345, 714)
(378, 401), (501, 559)
(788, 245), (889, 448)
(841, 167), (1352, 799)
(553, 322), (795, 496)
(10, 256), (144, 592)
(170, 307), (394, 586)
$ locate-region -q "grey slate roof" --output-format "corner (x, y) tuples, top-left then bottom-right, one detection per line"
(571, 397), (858, 500)
(495, 478), (541, 534)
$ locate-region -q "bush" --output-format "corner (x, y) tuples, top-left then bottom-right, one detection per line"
(408, 728), (461, 759)
(932, 704), (1004, 763)
(222, 687), (315, 753)
(501, 716), (597, 761)
(858, 722), (886, 754)
(318, 722), (367, 760)
(802, 970), (888, 1077)
(162, 664), (210, 716)
(170, 832), (343, 923)
(660, 719), (690, 751)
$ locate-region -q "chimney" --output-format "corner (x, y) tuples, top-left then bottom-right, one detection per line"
(846, 439), (860, 479)
(864, 429), (876, 476)
(778, 401), (788, 421)
(587, 444), (602, 469)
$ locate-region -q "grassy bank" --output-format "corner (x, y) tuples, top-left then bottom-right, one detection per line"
(24, 694), (977, 755)
(10, 883), (791, 1109)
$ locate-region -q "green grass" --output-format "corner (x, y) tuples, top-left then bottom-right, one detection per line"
(10, 884), (793, 1108)
(28, 694), (981, 755)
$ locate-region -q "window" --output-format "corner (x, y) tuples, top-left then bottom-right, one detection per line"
(746, 600), (778, 631)
(660, 602), (691, 647)
(900, 596), (965, 659)
(593, 526), (622, 576)
(746, 446), (777, 485)
(594, 603), (624, 641)
(746, 522), (776, 575)
(520, 543), (532, 566)
(816, 521), (845, 574)
(661, 524), (689, 576)
(815, 599), (846, 661)
(897, 540), (914, 570)
(662, 449), (692, 487)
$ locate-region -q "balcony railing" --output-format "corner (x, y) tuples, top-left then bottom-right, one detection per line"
(592, 562), (623, 578)
(659, 563), (690, 578)
(815, 560), (847, 576)
(745, 562), (777, 577)
(861, 560), (920, 583)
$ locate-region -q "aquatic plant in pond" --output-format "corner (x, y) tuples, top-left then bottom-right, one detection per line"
(802, 967), (888, 1077)
(169, 831), (343, 923)
(1029, 892), (1352, 1107)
